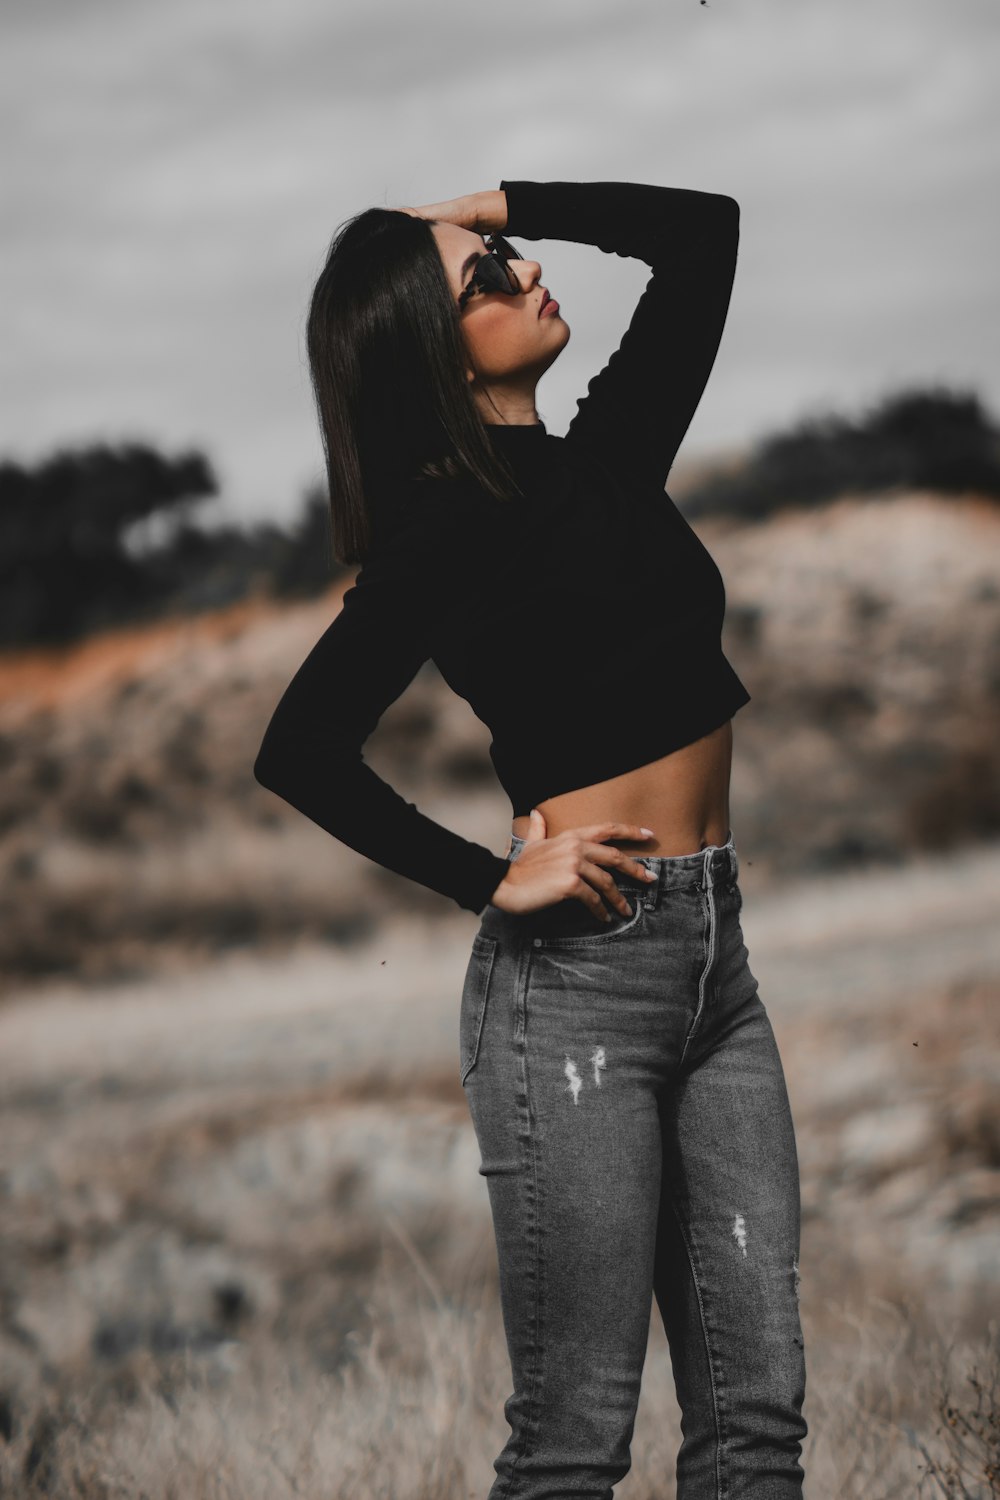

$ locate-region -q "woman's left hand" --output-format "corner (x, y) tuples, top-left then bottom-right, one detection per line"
(395, 190), (507, 235)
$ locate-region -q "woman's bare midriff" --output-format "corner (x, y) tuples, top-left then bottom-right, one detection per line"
(508, 719), (734, 858)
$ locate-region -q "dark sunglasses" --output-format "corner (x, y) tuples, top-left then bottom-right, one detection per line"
(457, 233), (523, 311)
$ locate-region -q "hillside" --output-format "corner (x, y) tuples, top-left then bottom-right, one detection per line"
(0, 486), (998, 986)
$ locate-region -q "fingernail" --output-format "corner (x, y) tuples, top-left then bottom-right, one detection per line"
(640, 827), (655, 837)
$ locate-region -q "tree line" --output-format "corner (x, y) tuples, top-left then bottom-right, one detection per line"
(0, 447), (341, 647)
(681, 383), (1000, 520)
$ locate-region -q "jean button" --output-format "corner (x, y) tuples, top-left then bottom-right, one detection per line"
(532, 937), (542, 948)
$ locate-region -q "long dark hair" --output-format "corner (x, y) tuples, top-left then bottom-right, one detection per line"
(306, 207), (524, 566)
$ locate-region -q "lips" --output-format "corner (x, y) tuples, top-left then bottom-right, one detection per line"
(538, 289), (551, 315)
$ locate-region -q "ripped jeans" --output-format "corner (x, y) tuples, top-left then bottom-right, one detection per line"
(459, 830), (807, 1500)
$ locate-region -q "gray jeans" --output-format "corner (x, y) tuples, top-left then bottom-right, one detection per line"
(460, 830), (807, 1499)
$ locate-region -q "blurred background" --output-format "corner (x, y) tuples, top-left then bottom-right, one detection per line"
(2, 0), (999, 1495)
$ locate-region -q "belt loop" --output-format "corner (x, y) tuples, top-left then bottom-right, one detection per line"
(701, 844), (715, 893)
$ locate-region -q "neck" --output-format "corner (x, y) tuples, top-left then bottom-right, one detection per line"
(472, 385), (541, 427)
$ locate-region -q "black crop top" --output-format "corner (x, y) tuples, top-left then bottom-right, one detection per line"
(253, 178), (751, 917)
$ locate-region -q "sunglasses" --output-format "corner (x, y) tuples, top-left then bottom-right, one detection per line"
(457, 233), (523, 312)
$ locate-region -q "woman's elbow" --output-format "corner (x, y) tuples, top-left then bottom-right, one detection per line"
(717, 193), (740, 228)
(253, 734), (289, 794)
(253, 728), (348, 799)
(252, 753), (274, 793)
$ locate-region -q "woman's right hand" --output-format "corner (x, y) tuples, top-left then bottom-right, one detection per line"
(490, 809), (658, 923)
(395, 190), (507, 235)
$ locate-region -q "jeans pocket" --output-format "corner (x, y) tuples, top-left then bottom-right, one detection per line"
(524, 884), (649, 949)
(460, 932), (499, 1084)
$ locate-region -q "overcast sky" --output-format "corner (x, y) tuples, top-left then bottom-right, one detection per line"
(5, 0), (999, 526)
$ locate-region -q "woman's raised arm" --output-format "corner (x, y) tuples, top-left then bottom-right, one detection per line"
(500, 178), (740, 495)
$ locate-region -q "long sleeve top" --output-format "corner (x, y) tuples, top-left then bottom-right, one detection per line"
(253, 178), (750, 916)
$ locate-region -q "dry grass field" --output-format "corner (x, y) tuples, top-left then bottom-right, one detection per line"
(0, 848), (997, 1497)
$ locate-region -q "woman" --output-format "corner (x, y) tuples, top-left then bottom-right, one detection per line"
(254, 178), (808, 1498)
